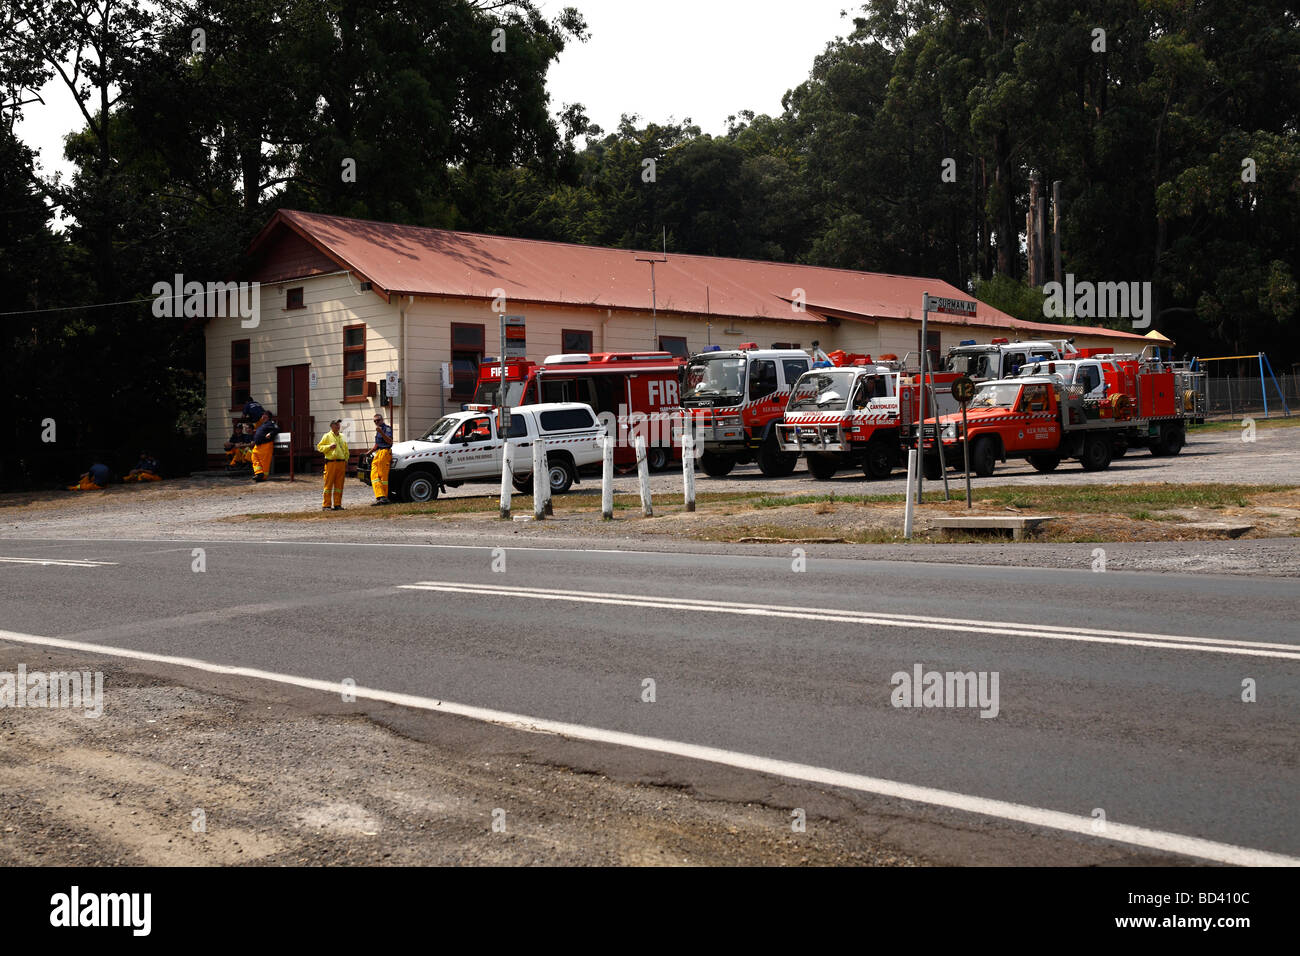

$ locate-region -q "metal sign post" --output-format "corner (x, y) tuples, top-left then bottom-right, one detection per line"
(499, 313), (526, 470)
(918, 293), (978, 505)
(951, 375), (976, 509)
(926, 352), (951, 501)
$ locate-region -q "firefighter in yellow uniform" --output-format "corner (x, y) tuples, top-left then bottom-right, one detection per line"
(367, 412), (393, 505)
(317, 419), (349, 510)
(250, 413), (278, 482)
(123, 452), (162, 482)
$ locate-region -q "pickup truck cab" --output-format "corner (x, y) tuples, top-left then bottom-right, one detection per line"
(388, 402), (604, 503)
(920, 376), (1114, 477)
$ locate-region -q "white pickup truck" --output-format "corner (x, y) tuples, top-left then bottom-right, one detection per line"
(385, 403), (604, 503)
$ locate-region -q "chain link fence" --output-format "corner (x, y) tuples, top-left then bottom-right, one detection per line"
(1203, 374), (1298, 418)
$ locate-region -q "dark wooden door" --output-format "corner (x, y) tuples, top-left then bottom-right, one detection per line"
(276, 364), (312, 469)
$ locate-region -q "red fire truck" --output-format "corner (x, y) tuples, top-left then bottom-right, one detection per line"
(917, 350), (1204, 478)
(675, 345), (814, 477)
(775, 351), (971, 480)
(471, 351), (684, 470)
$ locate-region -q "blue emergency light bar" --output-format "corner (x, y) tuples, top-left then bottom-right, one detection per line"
(959, 339), (976, 346)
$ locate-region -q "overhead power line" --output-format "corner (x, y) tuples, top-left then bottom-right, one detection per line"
(0, 296), (159, 317)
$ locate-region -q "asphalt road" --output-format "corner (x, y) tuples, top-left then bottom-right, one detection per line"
(1, 535), (1296, 864)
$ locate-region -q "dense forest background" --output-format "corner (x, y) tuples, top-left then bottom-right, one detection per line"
(2, 0), (1297, 485)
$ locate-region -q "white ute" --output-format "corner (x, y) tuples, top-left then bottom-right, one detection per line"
(389, 403), (604, 503)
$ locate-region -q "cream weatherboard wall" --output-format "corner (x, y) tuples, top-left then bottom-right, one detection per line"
(205, 273), (399, 456)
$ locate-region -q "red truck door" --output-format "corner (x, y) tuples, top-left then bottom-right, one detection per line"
(1017, 384), (1060, 450)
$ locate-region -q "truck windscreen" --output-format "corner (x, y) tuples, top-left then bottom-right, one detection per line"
(682, 357), (745, 407)
(945, 350), (996, 378)
(473, 380), (526, 407)
(421, 417), (460, 442)
(788, 370), (856, 411)
(968, 382), (1024, 409)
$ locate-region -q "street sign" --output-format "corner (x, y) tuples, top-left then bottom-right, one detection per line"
(503, 314), (527, 359)
(308, 369), (319, 390)
(951, 375), (976, 405)
(925, 295), (977, 318)
(385, 371), (401, 404)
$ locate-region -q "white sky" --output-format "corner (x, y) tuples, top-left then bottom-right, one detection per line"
(15, 0), (855, 183)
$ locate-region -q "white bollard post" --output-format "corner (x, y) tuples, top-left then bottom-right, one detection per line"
(532, 437), (546, 521)
(601, 435), (614, 520)
(499, 442), (512, 519)
(904, 448), (916, 539)
(635, 434), (653, 517)
(681, 434), (696, 513)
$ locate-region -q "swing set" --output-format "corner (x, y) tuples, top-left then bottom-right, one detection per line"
(1189, 352), (1292, 418)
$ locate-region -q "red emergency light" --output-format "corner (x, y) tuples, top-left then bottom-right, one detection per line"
(738, 342), (759, 351)
(991, 337), (1009, 345)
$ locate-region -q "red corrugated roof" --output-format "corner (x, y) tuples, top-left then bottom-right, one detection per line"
(249, 209), (1145, 341)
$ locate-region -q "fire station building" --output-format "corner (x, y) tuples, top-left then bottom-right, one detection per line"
(205, 208), (1148, 462)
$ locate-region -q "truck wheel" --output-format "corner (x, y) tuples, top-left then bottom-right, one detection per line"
(756, 432), (798, 477)
(1028, 453), (1060, 473)
(1080, 434), (1113, 471)
(512, 475), (532, 494)
(700, 452), (735, 478)
(547, 457), (576, 494)
(647, 446), (668, 471)
(970, 437), (997, 478)
(862, 440), (894, 480)
(922, 454), (942, 481)
(1159, 425), (1185, 456)
(402, 470), (440, 503)
(1110, 438), (1128, 458)
(806, 454), (838, 481)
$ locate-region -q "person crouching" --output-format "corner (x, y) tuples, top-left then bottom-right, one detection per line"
(123, 451), (161, 482)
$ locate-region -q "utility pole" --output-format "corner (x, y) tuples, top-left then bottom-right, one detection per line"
(635, 251), (668, 350)
(1052, 180), (1062, 286)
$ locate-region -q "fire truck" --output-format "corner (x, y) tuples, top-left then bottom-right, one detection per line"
(471, 351), (684, 470)
(676, 345), (813, 477)
(775, 350), (977, 480)
(917, 350), (1204, 478)
(775, 354), (904, 479)
(943, 338), (1072, 382)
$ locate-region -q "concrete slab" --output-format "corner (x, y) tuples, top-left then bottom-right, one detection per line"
(930, 515), (1060, 540)
(1175, 522), (1253, 538)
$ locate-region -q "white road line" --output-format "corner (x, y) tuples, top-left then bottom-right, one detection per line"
(0, 556), (118, 568)
(399, 581), (1300, 661)
(0, 625), (1292, 867)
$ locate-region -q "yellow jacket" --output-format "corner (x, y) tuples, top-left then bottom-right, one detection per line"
(317, 430), (349, 460)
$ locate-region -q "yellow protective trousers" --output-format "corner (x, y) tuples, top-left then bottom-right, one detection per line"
(323, 460), (346, 507)
(252, 442), (273, 477)
(370, 448), (392, 499)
